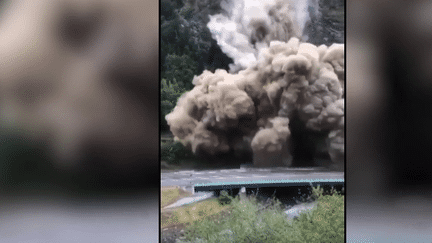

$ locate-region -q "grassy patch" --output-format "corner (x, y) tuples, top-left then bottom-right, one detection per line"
(161, 186), (192, 208)
(162, 198), (230, 228)
(178, 186), (344, 243)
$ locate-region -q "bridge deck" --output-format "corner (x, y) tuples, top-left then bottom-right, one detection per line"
(194, 178), (344, 192)
(194, 171), (344, 194)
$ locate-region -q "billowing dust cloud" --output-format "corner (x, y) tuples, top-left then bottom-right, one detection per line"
(166, 0), (344, 170)
(207, 0), (301, 72)
(0, 0), (158, 180)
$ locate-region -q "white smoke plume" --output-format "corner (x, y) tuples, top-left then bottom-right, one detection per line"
(207, 0), (301, 72)
(167, 0), (345, 171)
(206, 0), (322, 73)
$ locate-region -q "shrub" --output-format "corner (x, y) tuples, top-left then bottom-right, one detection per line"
(179, 186), (344, 243)
(217, 190), (233, 205)
(292, 186), (344, 242)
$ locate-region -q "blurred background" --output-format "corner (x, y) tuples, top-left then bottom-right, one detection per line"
(348, 0), (432, 241)
(0, 0), (159, 242)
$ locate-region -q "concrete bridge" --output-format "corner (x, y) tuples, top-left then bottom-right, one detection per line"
(162, 166), (344, 206)
(193, 173), (344, 207)
(194, 178), (345, 198)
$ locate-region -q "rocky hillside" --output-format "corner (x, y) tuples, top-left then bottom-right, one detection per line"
(305, 0), (345, 45)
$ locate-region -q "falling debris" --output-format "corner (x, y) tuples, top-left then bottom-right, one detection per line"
(167, 0), (344, 169)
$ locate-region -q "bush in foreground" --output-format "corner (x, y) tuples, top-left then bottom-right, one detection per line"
(178, 186), (344, 243)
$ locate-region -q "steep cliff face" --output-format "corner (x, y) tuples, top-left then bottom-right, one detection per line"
(162, 0), (344, 77)
(304, 0), (344, 45)
(177, 2), (233, 72)
(175, 0), (344, 71)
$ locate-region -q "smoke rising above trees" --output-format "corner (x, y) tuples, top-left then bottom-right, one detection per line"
(163, 0), (344, 169)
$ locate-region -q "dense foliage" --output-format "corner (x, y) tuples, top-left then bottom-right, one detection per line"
(161, 78), (186, 130)
(160, 0), (233, 131)
(161, 140), (195, 164)
(179, 186), (344, 243)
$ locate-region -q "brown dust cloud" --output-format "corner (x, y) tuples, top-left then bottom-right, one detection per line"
(166, 0), (345, 170)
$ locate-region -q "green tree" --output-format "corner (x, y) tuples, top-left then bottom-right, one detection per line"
(161, 0), (184, 21)
(179, 5), (195, 20)
(163, 54), (197, 91)
(161, 78), (187, 130)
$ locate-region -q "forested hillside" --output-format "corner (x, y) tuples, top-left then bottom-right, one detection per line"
(161, 0), (233, 130)
(161, 0), (344, 131)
